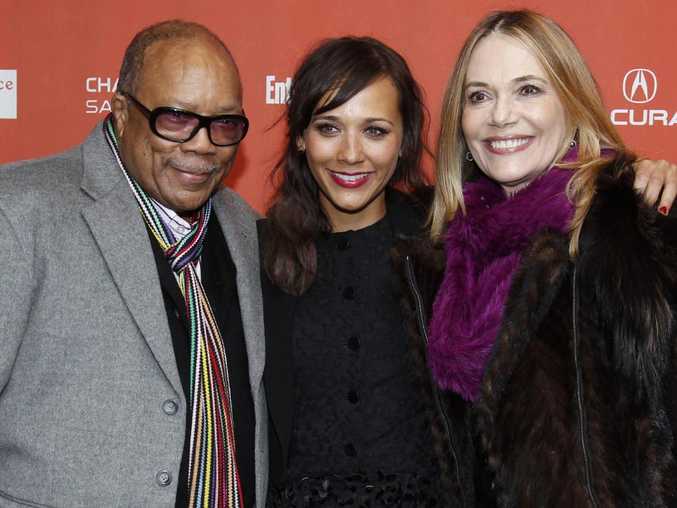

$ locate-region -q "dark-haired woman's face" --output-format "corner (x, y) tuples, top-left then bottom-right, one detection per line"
(299, 77), (403, 232)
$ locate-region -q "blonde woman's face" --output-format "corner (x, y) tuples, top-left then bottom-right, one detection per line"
(461, 32), (569, 195)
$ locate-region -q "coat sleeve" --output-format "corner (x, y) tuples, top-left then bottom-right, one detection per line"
(0, 204), (32, 391)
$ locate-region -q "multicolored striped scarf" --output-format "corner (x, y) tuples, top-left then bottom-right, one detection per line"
(103, 117), (243, 507)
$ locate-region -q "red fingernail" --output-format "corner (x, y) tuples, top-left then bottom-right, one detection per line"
(659, 206), (668, 216)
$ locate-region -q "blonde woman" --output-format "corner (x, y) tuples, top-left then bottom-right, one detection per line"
(400, 10), (677, 506)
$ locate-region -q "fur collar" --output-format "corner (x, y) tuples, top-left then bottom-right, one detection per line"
(428, 168), (574, 400)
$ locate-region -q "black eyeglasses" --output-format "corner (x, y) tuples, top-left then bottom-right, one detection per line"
(124, 93), (249, 147)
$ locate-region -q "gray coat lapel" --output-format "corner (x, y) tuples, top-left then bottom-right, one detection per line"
(212, 189), (268, 507)
(79, 125), (183, 398)
(212, 189), (265, 390)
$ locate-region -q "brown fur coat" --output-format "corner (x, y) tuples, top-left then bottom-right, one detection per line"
(475, 158), (677, 507)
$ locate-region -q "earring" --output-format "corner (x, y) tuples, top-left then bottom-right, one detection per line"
(569, 128), (579, 148)
(465, 151), (474, 162)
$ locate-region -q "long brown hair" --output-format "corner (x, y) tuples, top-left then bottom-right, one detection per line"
(430, 10), (625, 254)
(264, 36), (429, 295)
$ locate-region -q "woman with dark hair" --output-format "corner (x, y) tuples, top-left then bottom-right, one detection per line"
(260, 37), (475, 507)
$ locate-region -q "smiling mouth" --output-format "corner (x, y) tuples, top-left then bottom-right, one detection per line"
(485, 137), (532, 154)
(173, 166), (215, 175)
(329, 170), (372, 188)
(171, 162), (219, 185)
(169, 165), (218, 187)
(169, 157), (219, 174)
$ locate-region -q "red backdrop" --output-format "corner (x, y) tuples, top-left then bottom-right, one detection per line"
(1, 0), (675, 213)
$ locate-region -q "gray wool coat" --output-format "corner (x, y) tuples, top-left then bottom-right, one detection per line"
(0, 124), (267, 507)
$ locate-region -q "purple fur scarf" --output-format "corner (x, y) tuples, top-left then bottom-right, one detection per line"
(428, 168), (575, 401)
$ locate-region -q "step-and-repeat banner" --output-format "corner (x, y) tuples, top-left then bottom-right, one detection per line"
(1, 0), (675, 212)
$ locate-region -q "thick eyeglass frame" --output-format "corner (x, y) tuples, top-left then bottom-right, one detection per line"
(123, 93), (249, 147)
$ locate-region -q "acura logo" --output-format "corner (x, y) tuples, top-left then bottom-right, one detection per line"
(623, 68), (657, 104)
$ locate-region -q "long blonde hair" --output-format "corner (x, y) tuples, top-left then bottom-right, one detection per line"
(431, 10), (625, 254)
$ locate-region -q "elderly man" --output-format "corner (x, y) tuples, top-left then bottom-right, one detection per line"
(0, 21), (265, 507)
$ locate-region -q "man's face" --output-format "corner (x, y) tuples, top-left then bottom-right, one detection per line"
(113, 37), (243, 214)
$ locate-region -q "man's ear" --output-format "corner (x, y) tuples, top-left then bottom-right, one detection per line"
(111, 93), (129, 137)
